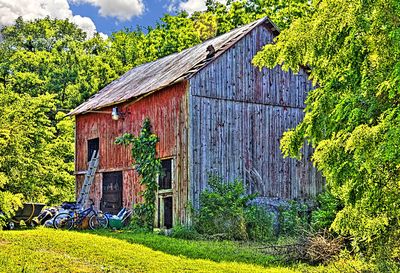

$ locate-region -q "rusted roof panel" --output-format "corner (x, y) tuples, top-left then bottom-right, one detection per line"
(70, 17), (275, 115)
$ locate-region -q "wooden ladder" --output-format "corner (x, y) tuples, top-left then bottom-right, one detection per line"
(77, 150), (99, 209)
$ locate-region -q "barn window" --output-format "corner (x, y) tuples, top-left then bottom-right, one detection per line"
(158, 159), (172, 190)
(156, 158), (173, 229)
(87, 138), (99, 161)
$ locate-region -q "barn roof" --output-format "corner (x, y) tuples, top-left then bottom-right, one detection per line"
(70, 16), (277, 115)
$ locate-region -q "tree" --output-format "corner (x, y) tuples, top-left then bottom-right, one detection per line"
(253, 0), (400, 260)
(0, 89), (75, 221)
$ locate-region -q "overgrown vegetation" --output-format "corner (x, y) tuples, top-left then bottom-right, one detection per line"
(192, 175), (276, 242)
(116, 118), (161, 231)
(253, 0), (400, 265)
(194, 175), (256, 240)
(277, 201), (309, 237)
(185, 175), (346, 265)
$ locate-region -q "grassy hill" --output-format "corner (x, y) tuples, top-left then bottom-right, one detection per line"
(0, 228), (295, 273)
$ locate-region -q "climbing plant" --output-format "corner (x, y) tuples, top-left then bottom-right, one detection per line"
(115, 118), (161, 230)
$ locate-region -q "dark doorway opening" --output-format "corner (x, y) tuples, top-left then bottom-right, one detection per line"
(101, 172), (122, 215)
(163, 196), (173, 229)
(87, 138), (99, 161)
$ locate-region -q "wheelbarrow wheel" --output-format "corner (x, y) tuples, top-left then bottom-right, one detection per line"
(53, 213), (74, 230)
(6, 222), (17, 230)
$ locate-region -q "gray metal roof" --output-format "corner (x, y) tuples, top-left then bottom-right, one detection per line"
(70, 17), (276, 115)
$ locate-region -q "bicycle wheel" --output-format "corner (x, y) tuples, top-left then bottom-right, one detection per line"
(89, 213), (108, 230)
(53, 213), (74, 230)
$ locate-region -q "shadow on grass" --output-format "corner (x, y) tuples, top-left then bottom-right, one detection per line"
(87, 229), (282, 268)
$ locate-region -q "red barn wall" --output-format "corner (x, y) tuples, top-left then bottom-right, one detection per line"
(75, 81), (189, 224)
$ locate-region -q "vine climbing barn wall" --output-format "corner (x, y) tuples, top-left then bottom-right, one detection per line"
(75, 81), (189, 224)
(188, 24), (324, 209)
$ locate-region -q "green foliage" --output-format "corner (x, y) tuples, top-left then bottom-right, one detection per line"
(311, 191), (341, 231)
(116, 118), (161, 231)
(0, 192), (23, 228)
(278, 201), (309, 236)
(253, 0), (400, 261)
(244, 205), (275, 241)
(170, 224), (201, 240)
(0, 89), (74, 225)
(195, 175), (257, 240)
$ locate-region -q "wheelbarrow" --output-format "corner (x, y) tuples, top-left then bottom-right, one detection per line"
(6, 203), (46, 229)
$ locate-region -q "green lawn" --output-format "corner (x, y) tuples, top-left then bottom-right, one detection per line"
(0, 228), (295, 273)
(90, 230), (279, 267)
(0, 228), (374, 273)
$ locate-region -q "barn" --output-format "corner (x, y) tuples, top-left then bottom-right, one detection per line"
(70, 17), (323, 228)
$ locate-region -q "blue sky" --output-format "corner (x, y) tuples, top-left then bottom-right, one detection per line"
(69, 1), (173, 34)
(0, 0), (218, 38)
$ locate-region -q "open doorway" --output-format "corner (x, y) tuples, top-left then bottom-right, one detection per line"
(156, 158), (173, 229)
(101, 172), (123, 215)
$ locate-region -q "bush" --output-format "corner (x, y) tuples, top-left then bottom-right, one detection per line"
(170, 224), (201, 240)
(0, 191), (23, 229)
(278, 201), (310, 236)
(128, 203), (155, 232)
(311, 191), (341, 231)
(194, 175), (257, 240)
(245, 205), (275, 241)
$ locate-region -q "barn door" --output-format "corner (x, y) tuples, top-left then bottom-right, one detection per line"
(101, 172), (123, 214)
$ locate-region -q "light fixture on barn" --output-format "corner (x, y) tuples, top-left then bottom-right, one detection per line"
(110, 107), (129, 121)
(111, 107), (119, 120)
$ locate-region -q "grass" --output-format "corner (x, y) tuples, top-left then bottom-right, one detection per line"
(90, 229), (280, 267)
(0, 228), (376, 273)
(0, 228), (295, 273)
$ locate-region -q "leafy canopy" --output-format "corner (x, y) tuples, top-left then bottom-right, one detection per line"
(253, 0), (400, 258)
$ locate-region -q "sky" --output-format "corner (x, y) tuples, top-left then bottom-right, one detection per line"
(0, 0), (227, 37)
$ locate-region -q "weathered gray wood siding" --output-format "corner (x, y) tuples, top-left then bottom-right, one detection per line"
(188, 24), (323, 208)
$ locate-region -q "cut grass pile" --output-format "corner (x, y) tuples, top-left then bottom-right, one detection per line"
(0, 228), (295, 273)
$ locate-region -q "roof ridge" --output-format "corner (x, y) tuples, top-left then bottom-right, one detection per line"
(70, 16), (272, 115)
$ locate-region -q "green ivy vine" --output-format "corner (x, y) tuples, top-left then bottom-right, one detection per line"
(115, 118), (161, 230)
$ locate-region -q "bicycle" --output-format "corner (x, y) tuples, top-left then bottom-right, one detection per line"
(53, 202), (108, 230)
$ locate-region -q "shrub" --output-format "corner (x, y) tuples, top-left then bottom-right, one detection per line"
(0, 192), (23, 229)
(278, 200), (310, 236)
(194, 175), (257, 240)
(128, 203), (155, 232)
(170, 224), (201, 240)
(311, 191), (341, 231)
(245, 205), (275, 241)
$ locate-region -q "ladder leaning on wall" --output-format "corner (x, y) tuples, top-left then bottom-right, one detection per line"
(76, 150), (100, 209)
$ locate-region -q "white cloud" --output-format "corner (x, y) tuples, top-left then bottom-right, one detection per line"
(98, 32), (108, 40)
(71, 15), (97, 36)
(71, 0), (145, 21)
(174, 0), (228, 14)
(0, 0), (99, 37)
